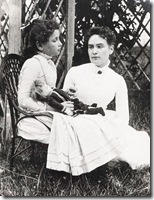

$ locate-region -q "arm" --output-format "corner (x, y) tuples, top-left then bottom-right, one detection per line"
(63, 68), (77, 99)
(18, 59), (46, 112)
(46, 95), (64, 111)
(63, 68), (76, 93)
(47, 89), (74, 115)
(35, 82), (74, 115)
(115, 76), (129, 125)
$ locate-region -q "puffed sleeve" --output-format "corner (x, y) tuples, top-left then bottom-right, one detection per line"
(115, 76), (129, 125)
(18, 58), (46, 111)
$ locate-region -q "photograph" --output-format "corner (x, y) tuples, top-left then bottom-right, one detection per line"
(0, 0), (151, 197)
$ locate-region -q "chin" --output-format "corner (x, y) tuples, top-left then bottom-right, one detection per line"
(92, 61), (102, 67)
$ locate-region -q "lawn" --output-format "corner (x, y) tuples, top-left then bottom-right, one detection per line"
(0, 90), (150, 197)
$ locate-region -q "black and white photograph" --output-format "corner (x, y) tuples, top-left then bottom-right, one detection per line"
(0, 0), (151, 197)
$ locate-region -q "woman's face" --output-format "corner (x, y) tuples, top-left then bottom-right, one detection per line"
(41, 29), (62, 57)
(88, 34), (114, 68)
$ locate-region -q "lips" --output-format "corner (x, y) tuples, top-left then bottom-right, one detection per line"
(92, 57), (99, 59)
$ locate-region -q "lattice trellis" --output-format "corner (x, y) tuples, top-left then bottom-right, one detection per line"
(74, 0), (150, 90)
(21, 0), (68, 88)
(0, 14), (9, 59)
(0, 0), (150, 90)
(113, 0), (150, 90)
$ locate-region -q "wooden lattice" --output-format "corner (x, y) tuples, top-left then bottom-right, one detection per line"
(74, 0), (150, 90)
(0, 14), (9, 59)
(21, 0), (68, 87)
(0, 0), (150, 90)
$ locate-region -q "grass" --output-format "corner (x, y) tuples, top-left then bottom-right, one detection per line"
(0, 91), (151, 197)
(0, 158), (150, 197)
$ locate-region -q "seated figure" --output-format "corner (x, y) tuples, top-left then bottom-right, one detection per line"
(34, 80), (105, 116)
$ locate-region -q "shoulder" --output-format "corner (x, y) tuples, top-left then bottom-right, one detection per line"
(108, 68), (125, 82)
(108, 67), (127, 89)
(23, 56), (41, 66)
(67, 63), (92, 75)
(21, 56), (42, 72)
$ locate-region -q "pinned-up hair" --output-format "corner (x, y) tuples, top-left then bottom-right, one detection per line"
(84, 26), (116, 46)
(22, 18), (59, 58)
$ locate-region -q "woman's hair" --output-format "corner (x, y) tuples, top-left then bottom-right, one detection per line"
(22, 19), (59, 58)
(84, 26), (116, 46)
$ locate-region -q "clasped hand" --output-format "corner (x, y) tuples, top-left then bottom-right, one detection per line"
(61, 101), (74, 116)
(61, 87), (77, 116)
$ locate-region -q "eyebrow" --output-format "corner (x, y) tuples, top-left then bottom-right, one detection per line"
(52, 36), (59, 40)
(88, 43), (104, 46)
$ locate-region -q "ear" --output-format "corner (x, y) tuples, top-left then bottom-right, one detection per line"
(109, 45), (114, 55)
(36, 41), (43, 51)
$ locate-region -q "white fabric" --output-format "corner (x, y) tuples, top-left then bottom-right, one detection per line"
(45, 62), (151, 175)
(18, 54), (57, 111)
(46, 111), (150, 175)
(18, 59), (150, 175)
(17, 54), (57, 141)
(63, 63), (129, 125)
(18, 113), (53, 144)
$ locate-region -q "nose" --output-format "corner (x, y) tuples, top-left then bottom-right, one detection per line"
(92, 47), (98, 54)
(59, 40), (62, 47)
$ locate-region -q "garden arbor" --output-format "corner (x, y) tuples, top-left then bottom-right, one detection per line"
(0, 0), (150, 90)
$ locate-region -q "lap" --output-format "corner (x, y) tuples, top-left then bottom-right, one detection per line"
(17, 112), (54, 144)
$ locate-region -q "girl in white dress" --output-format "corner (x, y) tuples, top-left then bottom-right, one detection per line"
(17, 19), (74, 143)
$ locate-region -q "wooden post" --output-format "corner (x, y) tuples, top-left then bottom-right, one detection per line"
(66, 0), (75, 72)
(8, 0), (21, 54)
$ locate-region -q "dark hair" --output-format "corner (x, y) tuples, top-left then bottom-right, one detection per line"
(84, 26), (116, 46)
(22, 19), (59, 58)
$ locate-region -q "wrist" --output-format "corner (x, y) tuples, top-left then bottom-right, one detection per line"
(61, 106), (66, 113)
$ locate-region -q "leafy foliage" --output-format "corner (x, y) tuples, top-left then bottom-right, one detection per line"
(74, 0), (150, 57)
(20, 0), (150, 89)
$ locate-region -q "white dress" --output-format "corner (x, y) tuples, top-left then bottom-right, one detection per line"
(45, 62), (150, 175)
(17, 54), (56, 143)
(18, 58), (150, 175)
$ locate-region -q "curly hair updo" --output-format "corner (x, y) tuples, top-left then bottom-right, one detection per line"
(84, 26), (116, 47)
(22, 19), (59, 58)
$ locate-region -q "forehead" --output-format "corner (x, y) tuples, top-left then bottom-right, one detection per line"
(88, 34), (107, 45)
(49, 29), (60, 38)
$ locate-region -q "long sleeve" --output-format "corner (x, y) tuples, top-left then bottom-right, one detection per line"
(63, 68), (76, 92)
(18, 58), (46, 111)
(115, 76), (129, 124)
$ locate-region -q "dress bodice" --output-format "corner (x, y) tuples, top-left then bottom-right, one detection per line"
(64, 63), (124, 109)
(63, 62), (129, 124)
(18, 54), (57, 111)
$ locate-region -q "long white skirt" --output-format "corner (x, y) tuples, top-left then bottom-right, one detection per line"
(18, 111), (150, 176)
(18, 113), (52, 144)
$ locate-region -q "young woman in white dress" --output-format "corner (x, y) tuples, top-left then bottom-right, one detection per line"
(59, 26), (150, 175)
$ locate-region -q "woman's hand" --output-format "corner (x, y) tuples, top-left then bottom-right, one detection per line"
(61, 101), (74, 116)
(66, 87), (77, 99)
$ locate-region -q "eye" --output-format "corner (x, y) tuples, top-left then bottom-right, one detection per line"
(88, 45), (93, 49)
(52, 37), (59, 42)
(97, 44), (104, 49)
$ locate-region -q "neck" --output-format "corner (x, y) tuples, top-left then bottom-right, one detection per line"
(96, 60), (110, 68)
(38, 52), (52, 60)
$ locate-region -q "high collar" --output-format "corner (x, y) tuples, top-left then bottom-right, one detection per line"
(37, 52), (52, 60)
(92, 60), (110, 74)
